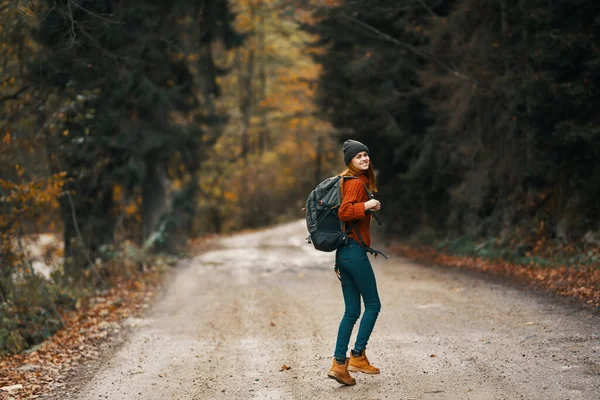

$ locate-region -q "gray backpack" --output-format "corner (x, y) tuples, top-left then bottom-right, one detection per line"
(305, 175), (387, 257)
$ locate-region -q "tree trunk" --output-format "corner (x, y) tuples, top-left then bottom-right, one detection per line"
(141, 162), (168, 243)
(61, 179), (116, 276)
(257, 7), (270, 153)
(238, 3), (256, 160)
(315, 135), (323, 184)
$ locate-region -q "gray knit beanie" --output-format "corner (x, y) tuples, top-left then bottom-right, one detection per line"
(343, 139), (369, 166)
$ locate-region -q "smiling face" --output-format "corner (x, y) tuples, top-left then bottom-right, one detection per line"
(350, 151), (370, 171)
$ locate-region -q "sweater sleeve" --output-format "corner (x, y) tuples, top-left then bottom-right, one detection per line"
(338, 179), (366, 222)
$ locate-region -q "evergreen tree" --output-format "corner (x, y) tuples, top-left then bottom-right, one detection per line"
(309, 0), (600, 242)
(32, 0), (240, 273)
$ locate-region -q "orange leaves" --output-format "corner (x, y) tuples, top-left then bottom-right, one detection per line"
(193, 0), (338, 232)
(390, 242), (600, 308)
(223, 191), (238, 202)
(233, 10), (254, 33)
(112, 184), (124, 202)
(0, 172), (67, 271)
(14, 163), (24, 177)
(288, 118), (301, 130)
(2, 130), (10, 145)
(0, 172), (68, 213)
(303, 46), (327, 56)
(0, 272), (162, 400)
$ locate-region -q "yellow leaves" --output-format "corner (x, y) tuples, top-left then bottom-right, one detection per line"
(63, 129), (69, 136)
(262, 44), (277, 54)
(3, 130), (11, 144)
(223, 191), (238, 202)
(113, 184), (124, 202)
(192, 0), (337, 232)
(15, 163), (24, 177)
(260, 150), (278, 166)
(3, 172), (66, 197)
(125, 202), (138, 216)
(0, 172), (67, 231)
(234, 13), (254, 33)
(171, 179), (183, 190)
(289, 118), (300, 130)
(303, 46), (327, 56)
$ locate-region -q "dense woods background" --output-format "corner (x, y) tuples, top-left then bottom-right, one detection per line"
(309, 0), (600, 245)
(1, 0), (599, 355)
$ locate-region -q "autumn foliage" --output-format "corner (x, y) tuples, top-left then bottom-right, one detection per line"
(390, 241), (600, 308)
(0, 272), (161, 399)
(0, 0), (337, 360)
(0, 4), (599, 399)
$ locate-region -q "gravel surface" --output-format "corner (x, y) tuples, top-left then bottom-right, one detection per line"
(52, 220), (600, 400)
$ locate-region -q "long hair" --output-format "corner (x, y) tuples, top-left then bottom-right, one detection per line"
(339, 162), (377, 193)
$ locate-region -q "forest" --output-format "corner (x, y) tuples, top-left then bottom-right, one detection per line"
(1, 0), (599, 360)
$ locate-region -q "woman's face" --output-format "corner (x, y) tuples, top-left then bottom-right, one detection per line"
(351, 151), (370, 171)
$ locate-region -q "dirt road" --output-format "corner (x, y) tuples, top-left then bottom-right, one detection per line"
(62, 220), (599, 399)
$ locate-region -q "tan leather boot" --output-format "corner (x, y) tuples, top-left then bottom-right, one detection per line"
(327, 358), (356, 386)
(348, 351), (380, 374)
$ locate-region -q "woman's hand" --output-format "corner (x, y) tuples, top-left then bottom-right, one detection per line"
(365, 199), (381, 211)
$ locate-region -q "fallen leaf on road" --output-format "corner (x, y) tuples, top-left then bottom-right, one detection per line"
(270, 321), (276, 327)
(0, 384), (23, 392)
(430, 354), (436, 358)
(0, 270), (163, 400)
(159, 373), (167, 378)
(524, 322), (535, 325)
(280, 365), (291, 371)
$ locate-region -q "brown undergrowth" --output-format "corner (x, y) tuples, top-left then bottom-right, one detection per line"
(0, 270), (164, 400)
(389, 242), (600, 308)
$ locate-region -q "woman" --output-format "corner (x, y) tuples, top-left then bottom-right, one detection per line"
(327, 139), (382, 386)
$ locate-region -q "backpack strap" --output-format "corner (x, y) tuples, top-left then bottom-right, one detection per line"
(341, 175), (382, 225)
(341, 178), (388, 259)
(353, 223), (388, 259)
(359, 182), (382, 226)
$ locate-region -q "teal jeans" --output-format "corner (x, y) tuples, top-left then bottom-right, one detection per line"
(333, 239), (381, 361)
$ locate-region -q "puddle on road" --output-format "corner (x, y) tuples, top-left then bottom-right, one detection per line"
(191, 222), (335, 276)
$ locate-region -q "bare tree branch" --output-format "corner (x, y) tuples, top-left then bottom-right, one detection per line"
(71, 1), (119, 26)
(0, 86), (28, 104)
(413, 0), (439, 17)
(338, 13), (479, 85)
(65, 0), (77, 48)
(66, 191), (107, 288)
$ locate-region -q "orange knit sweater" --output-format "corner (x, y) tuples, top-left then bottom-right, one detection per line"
(338, 174), (372, 247)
